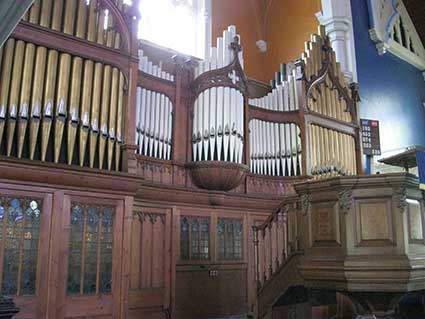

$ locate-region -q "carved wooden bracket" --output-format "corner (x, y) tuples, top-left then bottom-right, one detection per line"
(134, 211), (166, 224)
(338, 188), (353, 215)
(300, 194), (309, 216)
(393, 187), (407, 214)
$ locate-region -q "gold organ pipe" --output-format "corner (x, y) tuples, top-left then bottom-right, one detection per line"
(63, 0), (77, 35)
(107, 68), (119, 170)
(79, 60), (94, 166)
(7, 40), (25, 157)
(40, 0), (53, 28)
(99, 65), (112, 169)
(323, 127), (330, 176)
(316, 125), (322, 178)
(309, 41), (320, 114)
(86, 0), (97, 42)
(329, 129), (336, 175)
(352, 137), (356, 174)
(29, 46), (47, 160)
(51, 0), (64, 31)
(75, 0), (88, 38)
(17, 43), (36, 158)
(114, 33), (121, 50)
(106, 14), (115, 48)
(96, 9), (106, 45)
(0, 39), (15, 150)
(89, 62), (103, 168)
(345, 134), (351, 175)
(331, 130), (338, 175)
(41, 50), (58, 161)
(29, 0), (41, 24)
(319, 126), (326, 178)
(308, 124), (315, 176)
(67, 57), (83, 165)
(54, 53), (71, 163)
(115, 71), (124, 171)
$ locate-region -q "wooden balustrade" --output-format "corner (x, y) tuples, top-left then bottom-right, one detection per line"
(253, 196), (301, 289)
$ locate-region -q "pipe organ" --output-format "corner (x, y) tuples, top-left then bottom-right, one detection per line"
(249, 64), (299, 112)
(192, 26), (245, 163)
(135, 50), (174, 160)
(2, 1), (361, 189)
(308, 124), (356, 177)
(249, 120), (301, 177)
(303, 33), (353, 123)
(138, 50), (175, 82)
(22, 0), (125, 50)
(0, 38), (125, 170)
(302, 27), (359, 178)
(0, 0), (130, 171)
(248, 26), (360, 180)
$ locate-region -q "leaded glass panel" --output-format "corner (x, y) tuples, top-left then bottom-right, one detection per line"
(99, 208), (113, 294)
(67, 203), (114, 295)
(0, 197), (42, 296)
(217, 218), (243, 261)
(180, 216), (210, 261)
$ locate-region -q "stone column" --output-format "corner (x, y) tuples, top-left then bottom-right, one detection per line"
(316, 0), (357, 84)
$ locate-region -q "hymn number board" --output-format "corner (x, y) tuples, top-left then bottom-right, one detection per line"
(361, 119), (381, 156)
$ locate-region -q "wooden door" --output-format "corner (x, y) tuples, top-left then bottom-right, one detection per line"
(128, 206), (172, 319)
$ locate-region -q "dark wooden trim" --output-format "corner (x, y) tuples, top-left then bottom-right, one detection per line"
(0, 157), (140, 194)
(12, 22), (133, 72)
(248, 107), (301, 125)
(138, 71), (176, 103)
(304, 113), (358, 136)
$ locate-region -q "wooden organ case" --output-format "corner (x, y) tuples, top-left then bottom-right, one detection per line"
(0, 0), (362, 317)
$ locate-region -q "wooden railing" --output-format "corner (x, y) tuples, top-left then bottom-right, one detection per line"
(252, 195), (301, 289)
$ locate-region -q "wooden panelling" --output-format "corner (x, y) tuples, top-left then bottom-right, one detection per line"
(175, 266), (248, 319)
(407, 199), (424, 242)
(129, 207), (171, 316)
(355, 199), (394, 246)
(311, 201), (340, 246)
(0, 180), (133, 319)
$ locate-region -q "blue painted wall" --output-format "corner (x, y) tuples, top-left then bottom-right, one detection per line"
(351, 0), (425, 154)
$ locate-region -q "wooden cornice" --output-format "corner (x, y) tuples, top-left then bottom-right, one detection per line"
(0, 157), (140, 195)
(137, 182), (282, 212)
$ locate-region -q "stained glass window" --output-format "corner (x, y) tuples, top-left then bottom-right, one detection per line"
(67, 204), (114, 295)
(0, 197), (42, 296)
(217, 218), (243, 260)
(180, 216), (209, 260)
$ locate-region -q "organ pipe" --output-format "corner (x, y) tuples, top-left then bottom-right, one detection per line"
(54, 53), (71, 163)
(41, 49), (58, 161)
(7, 40), (25, 157)
(0, 39), (14, 152)
(249, 120), (302, 177)
(67, 57), (83, 165)
(29, 46), (47, 160)
(79, 60), (94, 166)
(17, 43), (36, 158)
(192, 26), (245, 164)
(89, 62), (103, 168)
(25, 0), (126, 50)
